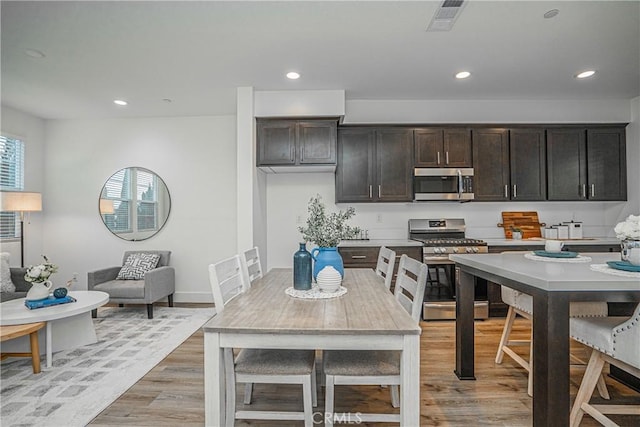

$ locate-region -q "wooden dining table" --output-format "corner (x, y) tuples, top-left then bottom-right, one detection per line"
(202, 268), (422, 426)
(450, 252), (640, 427)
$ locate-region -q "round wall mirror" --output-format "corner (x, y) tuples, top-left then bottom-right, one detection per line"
(99, 167), (171, 241)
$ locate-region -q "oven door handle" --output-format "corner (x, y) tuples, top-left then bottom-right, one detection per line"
(457, 169), (463, 198)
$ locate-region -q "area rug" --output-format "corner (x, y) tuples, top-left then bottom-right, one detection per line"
(1, 306), (215, 427)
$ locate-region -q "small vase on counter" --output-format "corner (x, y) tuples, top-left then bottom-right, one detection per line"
(293, 243), (312, 290)
(621, 240), (640, 266)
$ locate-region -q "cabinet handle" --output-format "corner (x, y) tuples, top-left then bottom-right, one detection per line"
(445, 151), (449, 165)
(513, 185), (517, 198)
(369, 185), (372, 199)
(351, 255), (367, 259)
(437, 152), (441, 165)
(591, 184), (595, 197)
(378, 185), (381, 198)
(582, 184), (587, 198)
(504, 185), (509, 198)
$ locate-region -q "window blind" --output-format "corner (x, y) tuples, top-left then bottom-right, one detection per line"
(0, 136), (25, 239)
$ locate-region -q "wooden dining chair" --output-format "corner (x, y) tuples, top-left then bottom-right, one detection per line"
(496, 285), (609, 397)
(208, 255), (317, 427)
(323, 254), (428, 424)
(241, 246), (263, 287)
(375, 246), (396, 290)
(569, 303), (640, 426)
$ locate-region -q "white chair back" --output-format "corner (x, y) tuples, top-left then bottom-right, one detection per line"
(394, 255), (428, 322)
(375, 246), (396, 290)
(209, 255), (247, 313)
(242, 247), (263, 287)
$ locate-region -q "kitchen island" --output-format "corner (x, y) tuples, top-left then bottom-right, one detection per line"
(450, 252), (640, 427)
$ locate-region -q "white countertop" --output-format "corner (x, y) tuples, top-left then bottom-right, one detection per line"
(483, 237), (621, 246)
(450, 252), (639, 292)
(338, 239), (423, 247)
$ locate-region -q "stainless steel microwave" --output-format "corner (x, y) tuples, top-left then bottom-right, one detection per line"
(413, 168), (474, 201)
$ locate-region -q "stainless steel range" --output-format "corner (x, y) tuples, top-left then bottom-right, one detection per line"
(408, 218), (489, 320)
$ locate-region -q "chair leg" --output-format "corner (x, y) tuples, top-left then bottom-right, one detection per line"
(311, 364), (318, 407)
(224, 348), (236, 427)
(168, 294), (174, 307)
(496, 306), (517, 363)
(147, 304), (153, 319)
(570, 349), (606, 427)
(302, 375), (313, 427)
(325, 374), (335, 426)
(527, 329), (533, 398)
(29, 330), (41, 374)
(391, 384), (400, 408)
(91, 308), (97, 318)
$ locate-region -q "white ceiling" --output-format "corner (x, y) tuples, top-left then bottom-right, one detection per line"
(2, 1), (639, 120)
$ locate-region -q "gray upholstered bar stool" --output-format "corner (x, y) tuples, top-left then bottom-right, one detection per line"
(569, 303), (640, 427)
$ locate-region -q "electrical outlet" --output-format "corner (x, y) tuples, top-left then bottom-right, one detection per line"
(377, 214), (383, 223)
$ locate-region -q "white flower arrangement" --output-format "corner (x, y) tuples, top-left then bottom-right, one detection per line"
(25, 255), (59, 283)
(298, 195), (360, 248)
(614, 214), (640, 241)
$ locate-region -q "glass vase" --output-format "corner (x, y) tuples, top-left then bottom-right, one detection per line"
(293, 243), (312, 290)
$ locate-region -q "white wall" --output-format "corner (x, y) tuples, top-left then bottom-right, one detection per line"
(1, 106), (46, 267)
(265, 98), (639, 271)
(40, 115), (237, 302)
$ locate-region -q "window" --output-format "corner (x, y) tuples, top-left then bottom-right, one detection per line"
(0, 135), (25, 239)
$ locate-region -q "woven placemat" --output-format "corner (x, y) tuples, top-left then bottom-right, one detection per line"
(285, 285), (347, 299)
(524, 253), (592, 263)
(590, 264), (640, 278)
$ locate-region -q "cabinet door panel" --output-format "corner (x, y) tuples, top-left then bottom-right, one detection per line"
(587, 128), (626, 201)
(298, 121), (337, 164)
(472, 128), (509, 201)
(547, 129), (586, 200)
(510, 129), (546, 200)
(335, 129), (375, 202)
(443, 129), (472, 167)
(376, 129), (413, 201)
(257, 121), (296, 165)
(414, 129), (443, 167)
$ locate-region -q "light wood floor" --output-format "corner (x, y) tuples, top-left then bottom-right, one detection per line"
(89, 309), (638, 426)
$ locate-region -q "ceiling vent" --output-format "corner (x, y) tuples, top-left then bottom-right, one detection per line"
(426, 0), (466, 32)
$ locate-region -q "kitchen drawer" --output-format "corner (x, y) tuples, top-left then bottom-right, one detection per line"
(339, 247), (379, 268)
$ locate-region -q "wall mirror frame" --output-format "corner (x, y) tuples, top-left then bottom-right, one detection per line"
(99, 166), (171, 241)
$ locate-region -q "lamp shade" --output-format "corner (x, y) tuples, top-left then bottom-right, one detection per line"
(0, 191), (42, 212)
(99, 198), (115, 214)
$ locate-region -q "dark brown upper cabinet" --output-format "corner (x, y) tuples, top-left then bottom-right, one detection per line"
(336, 127), (413, 203)
(256, 119), (337, 167)
(414, 128), (472, 167)
(547, 127), (626, 201)
(509, 129), (546, 201)
(472, 128), (510, 201)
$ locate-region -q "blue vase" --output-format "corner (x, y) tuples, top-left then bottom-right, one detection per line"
(293, 243), (312, 290)
(311, 247), (344, 280)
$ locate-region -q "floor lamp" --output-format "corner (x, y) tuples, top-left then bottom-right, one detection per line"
(0, 191), (42, 267)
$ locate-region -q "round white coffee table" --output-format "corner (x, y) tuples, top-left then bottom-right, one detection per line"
(0, 291), (109, 367)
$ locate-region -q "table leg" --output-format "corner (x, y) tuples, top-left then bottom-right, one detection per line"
(204, 331), (225, 427)
(401, 334), (420, 426)
(532, 293), (570, 426)
(46, 321), (52, 368)
(455, 267), (475, 380)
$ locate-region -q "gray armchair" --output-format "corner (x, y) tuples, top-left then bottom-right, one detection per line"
(0, 267), (31, 302)
(88, 250), (174, 319)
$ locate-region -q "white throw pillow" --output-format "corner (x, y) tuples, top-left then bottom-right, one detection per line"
(0, 252), (16, 292)
(116, 253), (161, 280)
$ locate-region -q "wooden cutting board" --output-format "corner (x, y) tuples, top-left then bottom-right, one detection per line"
(497, 211), (546, 239)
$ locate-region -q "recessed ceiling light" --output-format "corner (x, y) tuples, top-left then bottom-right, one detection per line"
(286, 72), (300, 80)
(455, 71), (471, 79)
(24, 49), (45, 59)
(576, 70), (596, 79)
(544, 9), (560, 19)
(113, 99), (128, 106)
